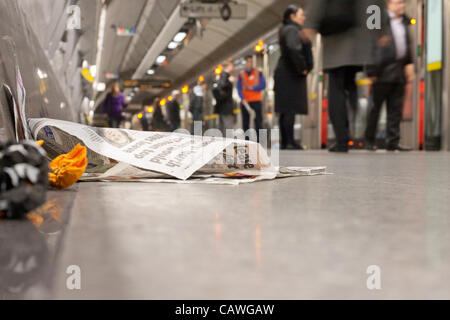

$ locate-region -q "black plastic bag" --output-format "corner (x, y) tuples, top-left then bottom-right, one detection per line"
(0, 141), (48, 219)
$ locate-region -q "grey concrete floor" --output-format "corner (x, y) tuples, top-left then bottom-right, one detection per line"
(2, 151), (450, 299)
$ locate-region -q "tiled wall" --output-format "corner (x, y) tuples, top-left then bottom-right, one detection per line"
(0, 0), (98, 142)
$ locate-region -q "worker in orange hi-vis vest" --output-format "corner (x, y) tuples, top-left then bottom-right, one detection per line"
(237, 55), (266, 142)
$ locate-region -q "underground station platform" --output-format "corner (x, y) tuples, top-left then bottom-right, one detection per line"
(2, 151), (449, 300)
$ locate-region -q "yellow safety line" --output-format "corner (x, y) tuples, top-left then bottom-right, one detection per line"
(204, 114), (218, 120)
(356, 78), (373, 86)
(427, 61), (442, 71)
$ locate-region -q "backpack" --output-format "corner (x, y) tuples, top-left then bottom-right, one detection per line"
(318, 0), (357, 36)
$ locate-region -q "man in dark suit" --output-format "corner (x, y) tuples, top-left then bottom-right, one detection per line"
(305, 0), (382, 152)
(365, 0), (415, 151)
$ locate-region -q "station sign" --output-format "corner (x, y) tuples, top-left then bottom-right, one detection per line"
(112, 25), (137, 37)
(180, 3), (247, 20)
(106, 72), (119, 79)
(123, 79), (172, 90)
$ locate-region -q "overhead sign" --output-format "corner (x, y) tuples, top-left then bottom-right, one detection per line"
(106, 72), (119, 79)
(123, 79), (172, 89)
(180, 3), (247, 20)
(112, 25), (137, 36)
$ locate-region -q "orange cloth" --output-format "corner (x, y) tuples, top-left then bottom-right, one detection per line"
(49, 144), (87, 189)
(240, 70), (262, 102)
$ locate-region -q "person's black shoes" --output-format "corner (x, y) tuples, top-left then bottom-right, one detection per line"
(387, 145), (412, 152)
(329, 144), (348, 153)
(283, 143), (304, 150)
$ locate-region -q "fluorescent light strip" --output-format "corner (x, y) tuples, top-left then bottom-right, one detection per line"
(156, 55), (166, 65)
(94, 5), (107, 92)
(168, 41), (179, 50)
(173, 32), (187, 43)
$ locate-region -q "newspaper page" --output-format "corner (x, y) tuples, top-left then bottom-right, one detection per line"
(80, 162), (328, 185)
(29, 118), (275, 181)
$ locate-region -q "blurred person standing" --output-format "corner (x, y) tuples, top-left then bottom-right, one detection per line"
(274, 5), (313, 150)
(305, 0), (380, 152)
(166, 90), (181, 132)
(140, 107), (150, 131)
(365, 0), (415, 151)
(238, 55), (266, 142)
(190, 79), (206, 135)
(152, 98), (167, 132)
(213, 60), (236, 136)
(101, 82), (128, 128)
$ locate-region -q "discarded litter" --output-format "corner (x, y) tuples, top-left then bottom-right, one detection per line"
(0, 141), (48, 219)
(48, 143), (87, 189)
(29, 118), (329, 185)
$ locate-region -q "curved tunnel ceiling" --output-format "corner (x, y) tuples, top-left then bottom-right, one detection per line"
(97, 0), (303, 106)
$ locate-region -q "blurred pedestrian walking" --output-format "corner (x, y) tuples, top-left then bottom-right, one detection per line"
(365, 0), (415, 151)
(305, 0), (381, 152)
(101, 82), (128, 128)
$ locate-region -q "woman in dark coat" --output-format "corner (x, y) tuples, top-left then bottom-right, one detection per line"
(274, 5), (313, 150)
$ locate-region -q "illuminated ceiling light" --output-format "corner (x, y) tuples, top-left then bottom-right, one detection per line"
(134, 87), (139, 92)
(255, 40), (264, 53)
(147, 106), (154, 113)
(160, 98), (167, 106)
(181, 85), (189, 94)
(89, 100), (95, 108)
(94, 5), (107, 92)
(198, 75), (205, 82)
(96, 82), (106, 92)
(168, 41), (179, 50)
(215, 65), (223, 75)
(173, 31), (187, 43)
(168, 96), (173, 101)
(410, 18), (417, 25)
(156, 55), (166, 65)
(37, 68), (48, 79)
(138, 113), (143, 119)
(146, 69), (155, 75)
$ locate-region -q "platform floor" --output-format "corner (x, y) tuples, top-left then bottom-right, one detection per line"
(2, 151), (450, 299)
